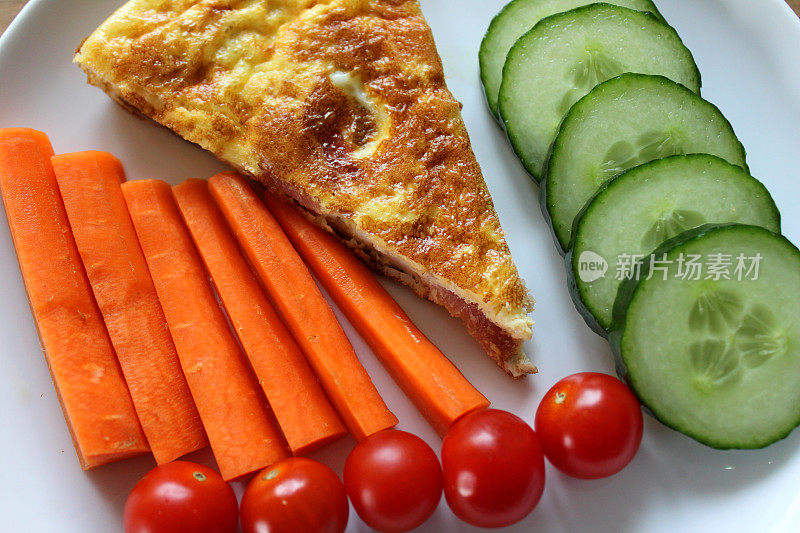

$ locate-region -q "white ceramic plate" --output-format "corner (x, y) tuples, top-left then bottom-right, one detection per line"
(1, 1), (799, 531)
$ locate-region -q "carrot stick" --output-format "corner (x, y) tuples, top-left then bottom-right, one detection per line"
(123, 179), (290, 480)
(173, 179), (346, 454)
(0, 129), (149, 469)
(263, 193), (491, 436)
(208, 172), (398, 441)
(51, 151), (208, 465)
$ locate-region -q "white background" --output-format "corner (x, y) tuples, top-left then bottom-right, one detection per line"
(1, 0), (799, 531)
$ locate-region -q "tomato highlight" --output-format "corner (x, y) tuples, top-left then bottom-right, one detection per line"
(123, 461), (238, 533)
(344, 429), (443, 532)
(535, 372), (643, 479)
(441, 409), (545, 528)
(240, 457), (348, 533)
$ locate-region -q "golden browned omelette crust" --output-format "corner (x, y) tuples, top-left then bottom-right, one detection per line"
(75, 0), (536, 376)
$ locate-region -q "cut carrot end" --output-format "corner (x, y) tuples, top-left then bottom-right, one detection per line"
(208, 173), (398, 441)
(0, 128), (55, 158)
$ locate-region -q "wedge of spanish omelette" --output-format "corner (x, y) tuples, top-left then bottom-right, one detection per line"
(75, 0), (536, 376)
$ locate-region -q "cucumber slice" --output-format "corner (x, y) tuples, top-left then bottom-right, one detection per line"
(567, 155), (780, 333)
(499, 4), (699, 181)
(479, 0), (664, 118)
(544, 74), (747, 251)
(609, 225), (800, 449)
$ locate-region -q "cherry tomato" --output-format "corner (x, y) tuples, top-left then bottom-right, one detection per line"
(535, 372), (643, 479)
(124, 461), (237, 533)
(240, 457), (348, 533)
(343, 429), (442, 533)
(441, 409), (545, 528)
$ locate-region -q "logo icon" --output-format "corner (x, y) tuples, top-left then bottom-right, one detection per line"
(578, 251), (608, 282)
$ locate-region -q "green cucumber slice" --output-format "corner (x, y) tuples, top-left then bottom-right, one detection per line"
(479, 0), (664, 118)
(499, 4), (699, 181)
(567, 155), (780, 333)
(544, 74), (747, 251)
(609, 225), (800, 449)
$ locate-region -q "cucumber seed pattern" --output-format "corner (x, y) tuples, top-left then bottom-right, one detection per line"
(558, 50), (624, 115)
(690, 338), (742, 390)
(688, 288), (743, 334)
(600, 131), (685, 182)
(642, 209), (706, 251)
(688, 290), (788, 392)
(736, 305), (789, 368)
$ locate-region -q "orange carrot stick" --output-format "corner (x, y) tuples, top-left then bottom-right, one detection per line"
(123, 179), (290, 480)
(208, 172), (397, 441)
(0, 129), (149, 469)
(51, 151), (207, 465)
(173, 179), (346, 455)
(263, 193), (491, 436)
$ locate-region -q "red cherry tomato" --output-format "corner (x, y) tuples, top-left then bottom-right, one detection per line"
(535, 372), (643, 479)
(441, 409), (545, 528)
(343, 429), (443, 533)
(124, 461), (237, 533)
(240, 457), (348, 533)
